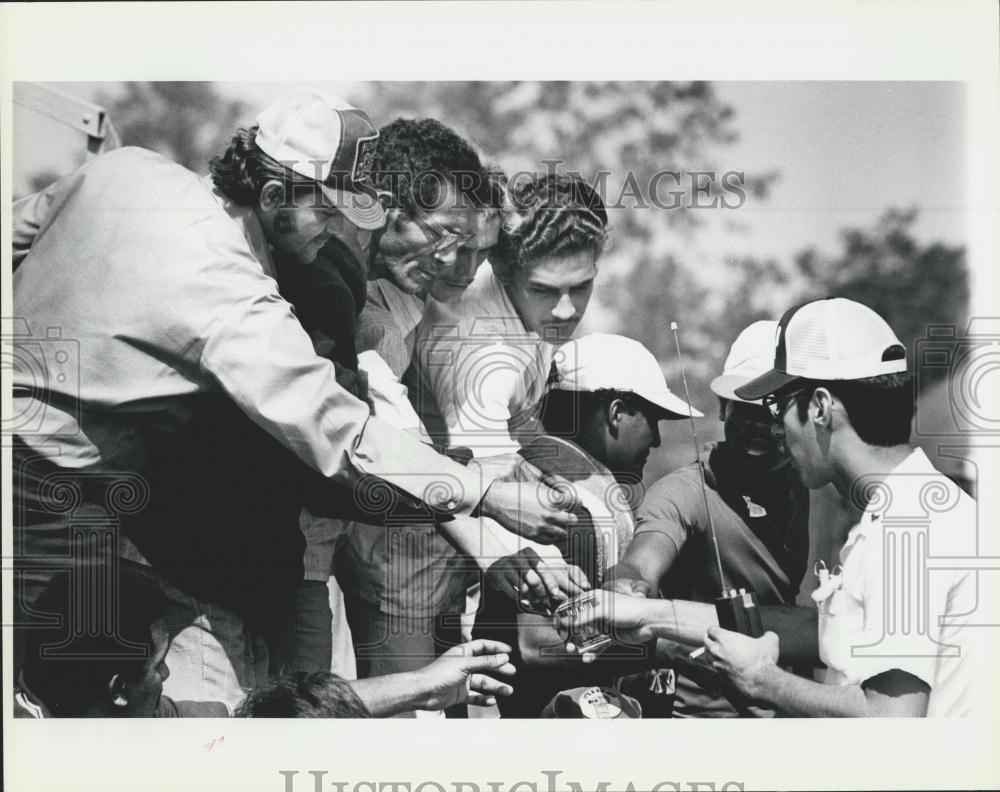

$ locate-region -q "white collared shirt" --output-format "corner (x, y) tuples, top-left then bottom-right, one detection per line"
(817, 448), (984, 716)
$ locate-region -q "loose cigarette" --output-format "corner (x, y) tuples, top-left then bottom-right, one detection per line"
(689, 646), (706, 660)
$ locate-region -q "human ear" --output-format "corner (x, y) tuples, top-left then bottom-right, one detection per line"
(109, 674), (129, 708)
(812, 388), (834, 427)
(258, 180), (286, 211)
(607, 398), (626, 434)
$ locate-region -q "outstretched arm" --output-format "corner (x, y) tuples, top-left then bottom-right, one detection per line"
(349, 639), (516, 717)
(703, 628), (929, 717)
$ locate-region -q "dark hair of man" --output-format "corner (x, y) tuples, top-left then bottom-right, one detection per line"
(210, 125), (316, 206)
(234, 671), (371, 718)
(21, 562), (168, 716)
(492, 173), (608, 282)
(539, 388), (644, 438)
(790, 371), (914, 447)
(373, 118), (500, 215)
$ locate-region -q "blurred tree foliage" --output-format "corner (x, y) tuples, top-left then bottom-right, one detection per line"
(363, 81), (777, 384)
(792, 207), (967, 390)
(96, 82), (250, 172)
(89, 82), (966, 475)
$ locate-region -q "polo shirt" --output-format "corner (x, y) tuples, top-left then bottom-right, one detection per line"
(817, 447), (983, 717)
(633, 443), (810, 717)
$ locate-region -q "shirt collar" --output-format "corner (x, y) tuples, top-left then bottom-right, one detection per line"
(847, 446), (930, 543)
(201, 175), (275, 278)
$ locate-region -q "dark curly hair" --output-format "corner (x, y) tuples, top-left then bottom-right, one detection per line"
(492, 173), (608, 282)
(234, 671), (371, 718)
(373, 118), (503, 215)
(209, 125), (314, 206)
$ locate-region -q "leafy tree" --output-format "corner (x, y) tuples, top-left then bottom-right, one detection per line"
(792, 208), (967, 390)
(95, 82), (250, 172)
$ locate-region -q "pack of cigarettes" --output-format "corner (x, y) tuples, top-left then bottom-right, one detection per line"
(555, 591), (613, 654)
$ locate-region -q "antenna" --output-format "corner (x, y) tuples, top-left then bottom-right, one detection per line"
(670, 321), (728, 595)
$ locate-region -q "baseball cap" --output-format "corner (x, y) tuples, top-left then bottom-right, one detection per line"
(710, 320), (779, 404)
(735, 298), (907, 401)
(550, 333), (703, 419)
(255, 90), (385, 231)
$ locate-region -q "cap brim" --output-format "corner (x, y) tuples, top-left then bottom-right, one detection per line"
(710, 373), (763, 404)
(639, 391), (704, 420)
(734, 369), (800, 401)
(318, 184), (386, 231)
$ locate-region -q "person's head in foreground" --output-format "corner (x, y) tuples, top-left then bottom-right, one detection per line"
(234, 672), (371, 718)
(709, 319), (794, 479)
(210, 89), (386, 267)
(370, 117), (504, 301)
(20, 564), (171, 717)
(491, 173), (608, 344)
(735, 297), (913, 492)
(540, 333), (701, 482)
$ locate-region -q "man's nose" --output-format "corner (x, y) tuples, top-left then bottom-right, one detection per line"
(452, 249), (478, 282)
(651, 425), (662, 449)
(770, 421), (786, 440)
(551, 293), (577, 321)
(433, 244), (459, 267)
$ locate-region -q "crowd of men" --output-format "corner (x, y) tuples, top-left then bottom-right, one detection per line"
(10, 89), (983, 719)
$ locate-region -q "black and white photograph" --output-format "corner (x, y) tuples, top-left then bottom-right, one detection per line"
(3, 2), (999, 791)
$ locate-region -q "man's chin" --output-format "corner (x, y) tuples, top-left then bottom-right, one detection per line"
(541, 323), (578, 343)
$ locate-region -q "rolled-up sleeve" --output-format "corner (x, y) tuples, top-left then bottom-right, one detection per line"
(200, 288), (487, 515)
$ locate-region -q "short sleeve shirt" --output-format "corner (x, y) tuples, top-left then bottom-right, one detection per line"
(817, 448), (984, 717)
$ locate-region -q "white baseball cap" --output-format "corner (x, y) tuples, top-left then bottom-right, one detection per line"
(255, 90), (385, 231)
(550, 333), (703, 419)
(735, 298), (907, 400)
(710, 320), (779, 404)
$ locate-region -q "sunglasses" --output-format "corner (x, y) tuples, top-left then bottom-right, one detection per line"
(763, 389), (803, 422)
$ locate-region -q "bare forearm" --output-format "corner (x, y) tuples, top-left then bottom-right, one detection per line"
(647, 600), (819, 664)
(641, 599), (717, 646)
(350, 673), (423, 717)
(753, 665), (870, 717)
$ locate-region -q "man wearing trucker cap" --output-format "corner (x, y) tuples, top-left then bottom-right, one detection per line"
(11, 89), (577, 706)
(703, 297), (983, 717)
(600, 320), (810, 717)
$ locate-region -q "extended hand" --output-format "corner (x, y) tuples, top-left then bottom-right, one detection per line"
(556, 590), (655, 662)
(702, 627), (780, 700)
(414, 640), (517, 710)
(479, 478), (579, 544)
(486, 547), (590, 611)
(604, 577), (651, 598)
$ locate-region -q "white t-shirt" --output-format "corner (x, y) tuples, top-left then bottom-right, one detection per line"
(817, 448), (985, 716)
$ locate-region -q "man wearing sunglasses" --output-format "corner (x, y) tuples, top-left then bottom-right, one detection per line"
(589, 320), (811, 717)
(702, 298), (983, 717)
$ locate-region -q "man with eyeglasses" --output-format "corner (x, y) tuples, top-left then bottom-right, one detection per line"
(291, 118), (569, 695)
(700, 298), (984, 717)
(11, 92), (578, 708)
(593, 320), (811, 717)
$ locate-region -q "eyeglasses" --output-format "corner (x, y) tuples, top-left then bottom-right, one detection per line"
(411, 211), (478, 259)
(763, 389), (802, 422)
